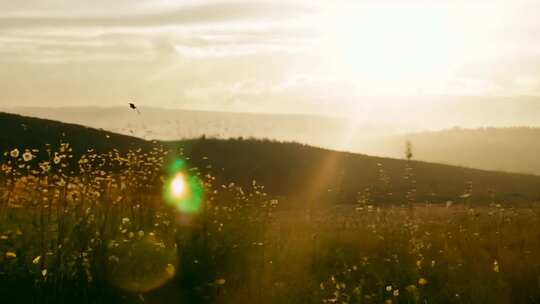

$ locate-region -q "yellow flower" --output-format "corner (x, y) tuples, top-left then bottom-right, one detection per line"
(10, 149), (19, 158)
(32, 256), (41, 264)
(418, 278), (428, 286)
(39, 162), (51, 172)
(5, 251), (17, 259)
(22, 151), (33, 162)
(493, 260), (500, 273)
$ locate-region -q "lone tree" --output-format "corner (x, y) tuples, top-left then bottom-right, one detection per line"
(404, 140), (415, 207)
(405, 140), (413, 161)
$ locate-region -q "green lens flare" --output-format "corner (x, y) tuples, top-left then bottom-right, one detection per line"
(163, 159), (203, 214)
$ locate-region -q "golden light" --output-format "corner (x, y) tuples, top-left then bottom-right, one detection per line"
(315, 2), (473, 96)
(170, 173), (186, 198)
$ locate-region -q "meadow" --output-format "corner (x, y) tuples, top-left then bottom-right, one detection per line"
(1, 143), (540, 304)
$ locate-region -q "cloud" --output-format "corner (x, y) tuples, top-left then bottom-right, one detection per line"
(0, 26), (314, 64)
(0, 1), (318, 64)
(0, 1), (314, 29)
(1, 0), (540, 114)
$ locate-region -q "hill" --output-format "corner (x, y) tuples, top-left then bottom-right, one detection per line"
(355, 127), (540, 175)
(0, 112), (151, 155)
(7, 104), (540, 176)
(2, 106), (403, 150)
(168, 138), (540, 204)
(2, 111), (540, 204)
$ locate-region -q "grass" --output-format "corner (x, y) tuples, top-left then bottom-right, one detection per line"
(1, 143), (540, 303)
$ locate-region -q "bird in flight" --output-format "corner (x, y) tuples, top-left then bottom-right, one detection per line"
(129, 102), (140, 114)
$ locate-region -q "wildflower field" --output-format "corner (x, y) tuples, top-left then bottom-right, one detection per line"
(1, 143), (540, 304)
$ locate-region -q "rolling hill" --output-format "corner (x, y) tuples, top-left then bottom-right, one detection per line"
(6, 104), (540, 176)
(355, 127), (540, 175)
(0, 112), (151, 155)
(168, 138), (540, 205)
(2, 111), (540, 204)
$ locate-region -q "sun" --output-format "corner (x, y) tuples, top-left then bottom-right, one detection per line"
(317, 2), (465, 95)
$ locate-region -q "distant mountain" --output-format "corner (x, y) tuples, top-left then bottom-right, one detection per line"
(6, 96), (540, 135)
(0, 106), (418, 146)
(351, 95), (540, 129)
(355, 127), (540, 175)
(2, 111), (540, 204)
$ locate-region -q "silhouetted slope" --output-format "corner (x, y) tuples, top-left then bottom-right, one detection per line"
(9, 106), (540, 176)
(0, 112), (151, 154)
(2, 112), (540, 204)
(169, 138), (540, 204)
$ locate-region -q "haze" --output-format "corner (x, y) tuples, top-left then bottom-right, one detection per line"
(2, 0), (540, 126)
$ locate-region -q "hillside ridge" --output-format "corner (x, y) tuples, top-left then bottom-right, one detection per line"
(2, 111), (540, 204)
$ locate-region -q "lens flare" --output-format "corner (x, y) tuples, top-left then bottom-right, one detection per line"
(163, 158), (204, 215)
(170, 173), (186, 198)
(107, 237), (178, 293)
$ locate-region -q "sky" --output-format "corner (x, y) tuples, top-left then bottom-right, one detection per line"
(1, 0), (540, 117)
